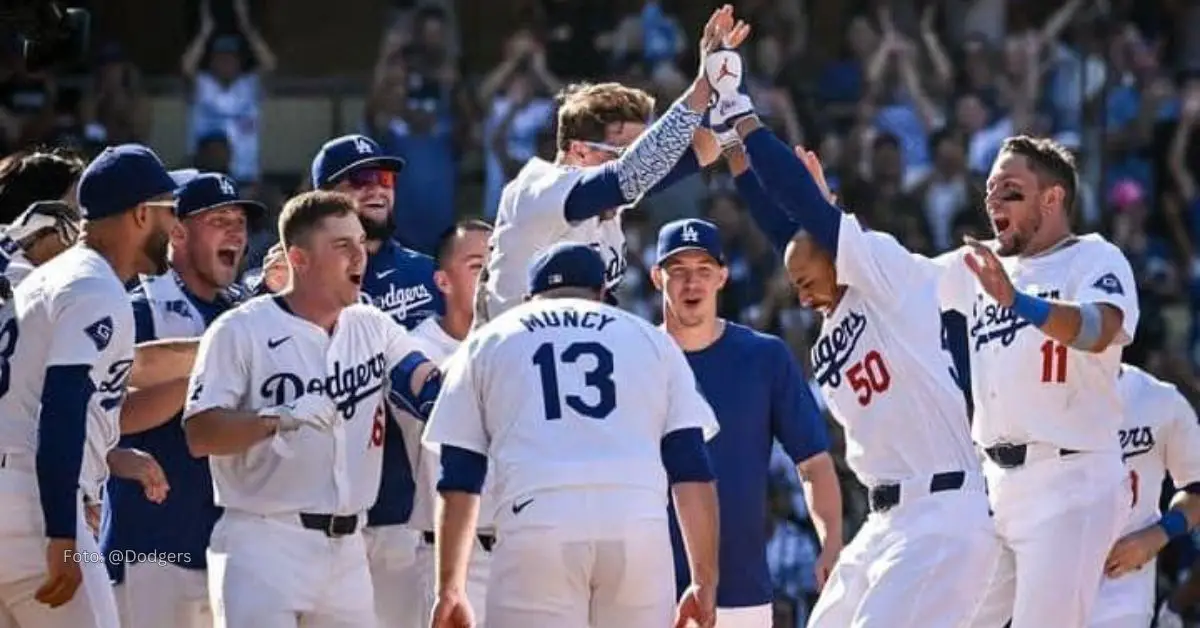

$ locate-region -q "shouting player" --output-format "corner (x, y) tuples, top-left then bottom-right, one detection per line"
(0, 144), (179, 627)
(704, 55), (999, 624)
(182, 190), (441, 627)
(476, 5), (748, 324)
(1088, 364), (1200, 628)
(104, 173), (264, 628)
(311, 134), (444, 596)
(387, 220), (494, 628)
(425, 242), (721, 628)
(651, 218), (843, 626)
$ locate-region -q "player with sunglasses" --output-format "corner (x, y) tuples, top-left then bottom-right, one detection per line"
(310, 133), (445, 628)
(0, 200), (82, 299)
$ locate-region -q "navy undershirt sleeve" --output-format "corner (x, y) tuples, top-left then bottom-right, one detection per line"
(769, 342), (831, 464)
(734, 170), (801, 257)
(130, 297), (156, 344)
(742, 128), (842, 255)
(660, 427), (715, 484)
(37, 364), (95, 538)
(388, 352), (440, 422)
(438, 445), (488, 494)
(563, 150), (701, 223)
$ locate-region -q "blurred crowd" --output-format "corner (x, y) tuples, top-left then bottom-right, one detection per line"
(6, 0), (1200, 624)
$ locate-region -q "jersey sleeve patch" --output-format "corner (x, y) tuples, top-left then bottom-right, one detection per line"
(84, 316), (115, 351)
(1091, 272), (1124, 296)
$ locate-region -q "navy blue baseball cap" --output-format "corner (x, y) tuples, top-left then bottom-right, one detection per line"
(170, 168), (201, 186)
(311, 134), (406, 189)
(175, 173), (266, 225)
(77, 144), (178, 221)
(655, 218), (724, 265)
(527, 242), (607, 296)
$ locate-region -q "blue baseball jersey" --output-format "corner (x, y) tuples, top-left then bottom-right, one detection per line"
(668, 322), (830, 608)
(101, 282), (236, 582)
(359, 239), (444, 526)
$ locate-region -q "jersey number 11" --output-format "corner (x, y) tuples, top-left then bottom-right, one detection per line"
(1040, 340), (1067, 384)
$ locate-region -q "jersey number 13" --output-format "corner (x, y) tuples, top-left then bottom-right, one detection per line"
(532, 341), (616, 420)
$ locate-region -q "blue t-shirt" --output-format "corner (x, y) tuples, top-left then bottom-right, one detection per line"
(360, 239), (444, 526)
(101, 281), (237, 582)
(668, 323), (830, 608)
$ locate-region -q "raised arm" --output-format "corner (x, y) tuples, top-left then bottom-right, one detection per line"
(725, 143), (800, 256)
(233, 0), (276, 76)
(180, 0), (215, 81)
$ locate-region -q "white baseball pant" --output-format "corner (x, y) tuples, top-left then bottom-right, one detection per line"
(807, 479), (999, 628)
(1088, 559), (1155, 628)
(0, 456), (119, 628)
(115, 560), (211, 628)
(410, 532), (492, 627)
(716, 603), (772, 627)
(206, 510), (375, 628)
(968, 450), (1129, 628)
(363, 524), (421, 628)
(484, 498), (675, 628)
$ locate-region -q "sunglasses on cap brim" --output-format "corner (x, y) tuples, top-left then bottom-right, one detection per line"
(581, 141), (627, 157)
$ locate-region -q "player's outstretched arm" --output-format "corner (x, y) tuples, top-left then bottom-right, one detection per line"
(735, 117), (842, 254)
(963, 237), (1135, 353)
(434, 446), (485, 612)
(130, 338), (200, 389)
(726, 143), (800, 256)
(120, 377), (190, 435)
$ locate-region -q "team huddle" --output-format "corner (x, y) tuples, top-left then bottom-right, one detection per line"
(0, 5), (1192, 628)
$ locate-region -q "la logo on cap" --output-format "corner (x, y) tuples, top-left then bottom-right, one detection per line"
(681, 223), (699, 243)
(549, 273), (563, 285)
(353, 137), (373, 154)
(218, 176), (235, 196)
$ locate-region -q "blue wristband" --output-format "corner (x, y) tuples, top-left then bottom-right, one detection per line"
(1010, 292), (1052, 327)
(1158, 510), (1189, 540)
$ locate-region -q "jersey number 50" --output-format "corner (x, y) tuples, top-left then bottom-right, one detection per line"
(532, 341), (616, 421)
(847, 350), (891, 406)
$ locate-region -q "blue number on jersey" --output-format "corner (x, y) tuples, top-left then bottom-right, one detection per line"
(532, 341), (616, 420)
(0, 317), (17, 397)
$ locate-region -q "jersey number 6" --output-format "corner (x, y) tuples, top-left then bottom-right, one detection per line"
(532, 341), (616, 421)
(847, 350), (891, 407)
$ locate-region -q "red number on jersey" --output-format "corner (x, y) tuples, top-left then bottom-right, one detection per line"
(846, 350), (892, 406)
(1040, 340), (1067, 383)
(370, 405), (385, 448)
(1129, 469), (1139, 507)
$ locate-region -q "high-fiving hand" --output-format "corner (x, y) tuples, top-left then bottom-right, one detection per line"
(963, 236), (1016, 307)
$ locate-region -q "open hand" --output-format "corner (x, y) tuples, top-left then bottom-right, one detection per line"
(793, 146), (836, 205)
(963, 236), (1016, 307)
(1104, 526), (1167, 579)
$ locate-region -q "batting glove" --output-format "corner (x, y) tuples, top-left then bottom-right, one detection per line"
(260, 394), (340, 432)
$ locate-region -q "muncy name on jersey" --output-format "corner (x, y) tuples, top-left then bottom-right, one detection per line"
(261, 353), (388, 419)
(812, 310), (868, 389)
(969, 289), (1060, 351)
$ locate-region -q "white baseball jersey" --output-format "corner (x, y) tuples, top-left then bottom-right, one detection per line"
(939, 234), (1139, 452)
(1117, 363), (1200, 534)
(400, 316), (497, 533)
(482, 158), (627, 319)
(0, 245), (133, 500)
(423, 297), (718, 530)
(183, 296), (428, 516)
(813, 214), (979, 485)
(3, 250), (34, 289)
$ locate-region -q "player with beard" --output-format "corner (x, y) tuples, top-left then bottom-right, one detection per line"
(103, 173), (264, 628)
(0, 144), (178, 627)
(311, 133), (445, 619)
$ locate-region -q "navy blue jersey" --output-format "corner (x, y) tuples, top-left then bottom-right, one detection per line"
(360, 239), (444, 526)
(668, 323), (830, 608)
(101, 283), (235, 582)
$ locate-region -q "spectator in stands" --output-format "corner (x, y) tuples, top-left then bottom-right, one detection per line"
(182, 0), (275, 185)
(477, 28), (559, 220)
(610, 0), (685, 75)
(0, 35), (58, 152)
(81, 43), (151, 147)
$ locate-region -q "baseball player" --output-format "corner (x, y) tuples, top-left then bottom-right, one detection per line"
(381, 220), (494, 628)
(425, 242), (721, 628)
(182, 190), (441, 628)
(310, 135), (445, 595)
(1088, 363), (1200, 628)
(650, 218), (843, 627)
(0, 201), (81, 294)
(103, 173), (265, 628)
(475, 6), (748, 325)
(704, 61), (999, 625)
(0, 144), (180, 627)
